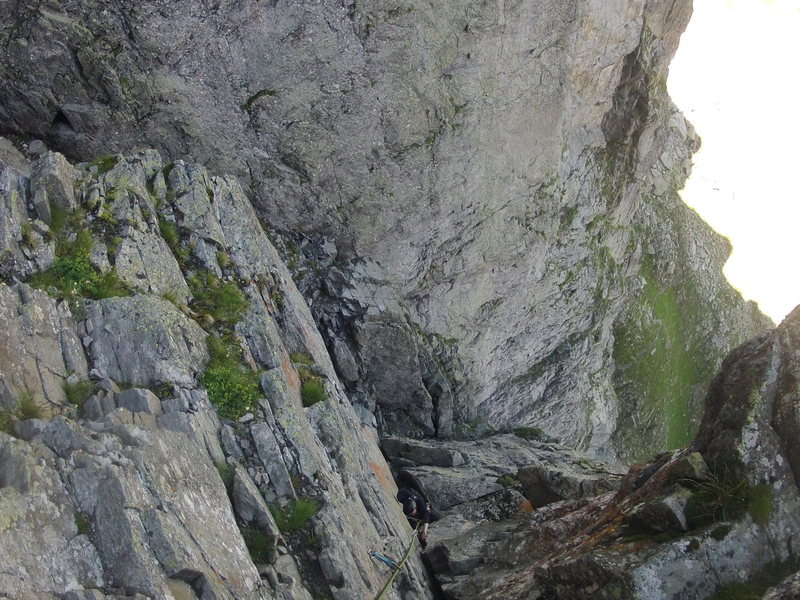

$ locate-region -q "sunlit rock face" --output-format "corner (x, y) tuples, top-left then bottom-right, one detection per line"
(0, 0), (769, 458)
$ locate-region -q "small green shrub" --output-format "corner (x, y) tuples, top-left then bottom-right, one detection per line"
(189, 271), (249, 325)
(269, 497), (319, 532)
(300, 380), (327, 408)
(216, 251), (231, 270)
(0, 411), (14, 435)
(49, 205), (69, 235)
(63, 379), (94, 408)
(684, 474), (771, 528)
(158, 216), (180, 249)
(162, 291), (181, 307)
(496, 474), (517, 488)
(29, 230), (128, 302)
(512, 426), (547, 442)
(89, 154), (119, 174)
(239, 526), (275, 564)
(16, 391), (44, 420)
(289, 352), (315, 365)
(201, 336), (261, 420)
(216, 462), (236, 494)
(75, 512), (92, 536)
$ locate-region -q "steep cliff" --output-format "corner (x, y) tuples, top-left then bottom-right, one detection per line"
(0, 0), (770, 460)
(0, 147), (434, 599)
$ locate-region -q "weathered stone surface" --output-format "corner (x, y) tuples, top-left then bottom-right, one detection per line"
(0, 433), (104, 599)
(424, 310), (800, 599)
(0, 137), (28, 173)
(0, 0), (767, 460)
(116, 388), (162, 416)
(30, 151), (77, 211)
(517, 461), (621, 508)
(0, 163), (55, 278)
(85, 295), (207, 387)
(763, 571), (800, 599)
(384, 434), (623, 512)
(0, 283), (88, 413)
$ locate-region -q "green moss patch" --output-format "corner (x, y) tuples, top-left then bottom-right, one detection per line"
(201, 336), (261, 420)
(29, 230), (129, 306)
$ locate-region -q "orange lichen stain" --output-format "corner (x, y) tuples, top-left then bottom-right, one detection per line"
(370, 461), (395, 496)
(519, 500), (535, 513)
(280, 354), (301, 392)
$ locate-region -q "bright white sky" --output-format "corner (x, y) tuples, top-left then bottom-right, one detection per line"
(668, 0), (800, 324)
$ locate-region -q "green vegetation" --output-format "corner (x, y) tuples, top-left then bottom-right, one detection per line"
(300, 380), (327, 408)
(158, 216), (180, 249)
(294, 360), (328, 408)
(74, 512), (92, 536)
(0, 411), (14, 435)
(189, 271), (249, 326)
(201, 335), (261, 420)
(216, 462), (236, 494)
(0, 391), (45, 434)
(612, 254), (709, 457)
(496, 474), (517, 488)
(28, 230), (129, 307)
(289, 352), (315, 365)
(684, 474), (772, 528)
(709, 559), (800, 600)
(269, 497), (319, 532)
(16, 391), (44, 420)
(239, 526), (275, 564)
(63, 379), (94, 409)
(49, 205), (69, 236)
(512, 426), (548, 442)
(89, 154), (119, 174)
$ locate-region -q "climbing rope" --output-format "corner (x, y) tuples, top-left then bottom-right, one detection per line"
(372, 525), (419, 600)
(369, 550), (400, 572)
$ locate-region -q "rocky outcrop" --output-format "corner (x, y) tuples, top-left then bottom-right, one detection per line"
(0, 148), (435, 600)
(422, 310), (800, 599)
(0, 0), (769, 459)
(0, 283), (87, 413)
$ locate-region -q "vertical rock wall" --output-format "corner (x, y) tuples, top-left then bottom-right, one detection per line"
(0, 0), (770, 458)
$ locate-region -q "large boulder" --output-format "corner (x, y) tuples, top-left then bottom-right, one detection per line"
(0, 283), (87, 413)
(85, 295), (208, 387)
(0, 418), (268, 600)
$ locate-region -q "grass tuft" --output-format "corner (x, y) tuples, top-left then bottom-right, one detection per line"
(512, 426), (547, 442)
(29, 230), (129, 304)
(189, 271), (249, 326)
(269, 497), (319, 532)
(201, 336), (261, 420)
(63, 379), (94, 408)
(239, 526), (275, 564)
(300, 380), (327, 408)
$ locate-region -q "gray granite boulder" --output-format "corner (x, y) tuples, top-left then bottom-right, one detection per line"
(85, 295), (207, 387)
(0, 283), (87, 413)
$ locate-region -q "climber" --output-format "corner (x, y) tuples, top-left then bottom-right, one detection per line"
(396, 487), (439, 548)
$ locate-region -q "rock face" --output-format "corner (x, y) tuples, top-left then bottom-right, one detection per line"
(0, 0), (770, 459)
(421, 310), (800, 600)
(0, 149), (434, 600)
